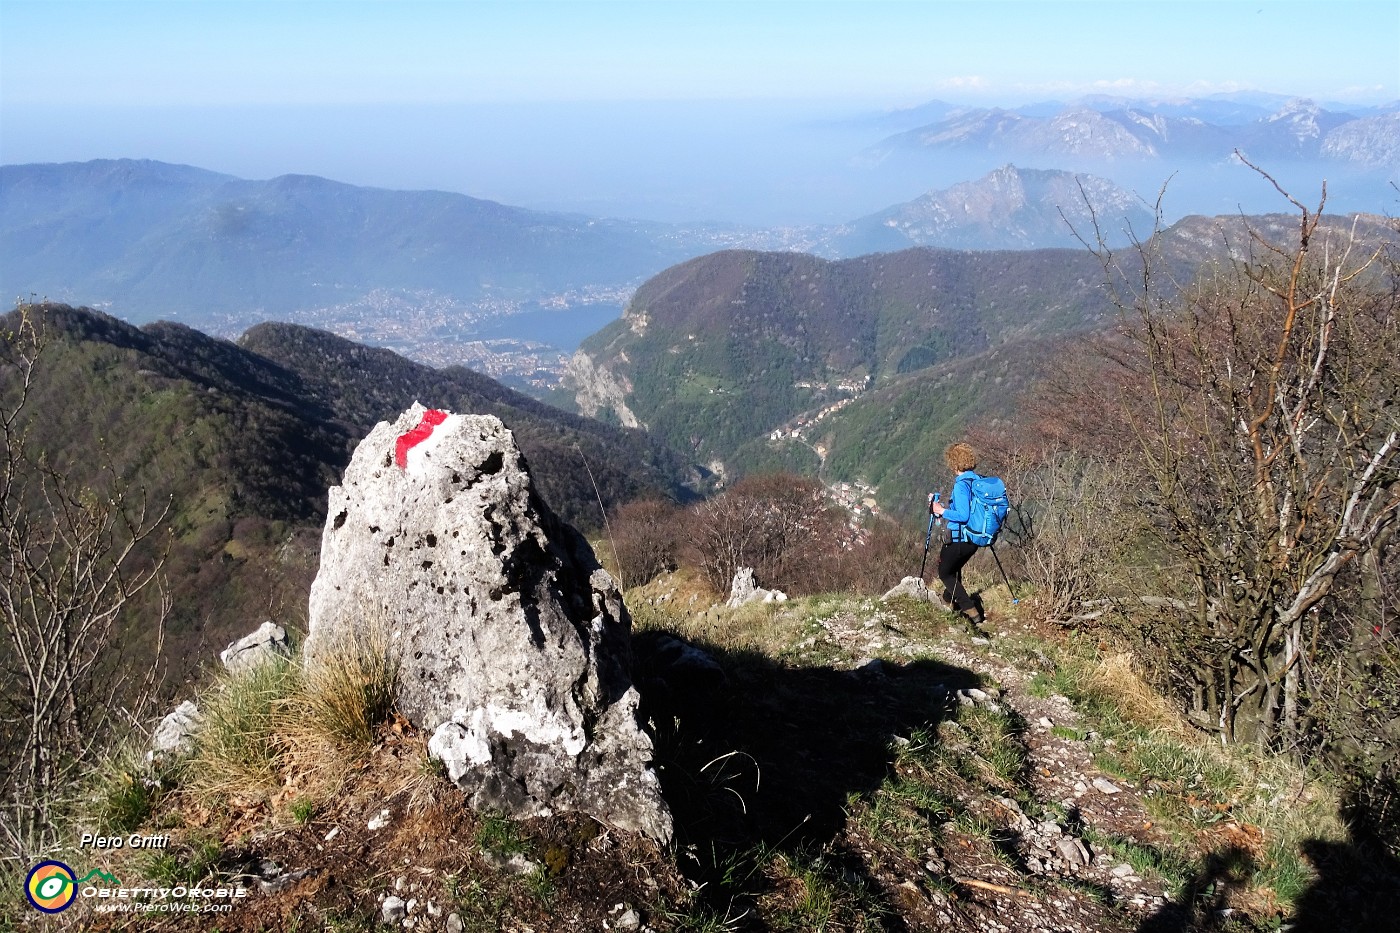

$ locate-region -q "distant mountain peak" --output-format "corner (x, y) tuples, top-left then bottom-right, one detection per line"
(1270, 97), (1321, 117)
(824, 164), (1152, 254)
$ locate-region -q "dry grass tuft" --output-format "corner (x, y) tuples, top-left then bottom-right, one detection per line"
(1083, 652), (1190, 735)
(184, 657), (301, 802)
(178, 625), (402, 821)
(300, 625), (401, 750)
(268, 719), (360, 813)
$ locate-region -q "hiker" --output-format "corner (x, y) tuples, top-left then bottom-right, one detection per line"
(929, 441), (986, 626)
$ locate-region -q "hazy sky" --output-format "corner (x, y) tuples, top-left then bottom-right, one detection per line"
(3, 0), (1397, 107)
(2, 1), (1397, 223)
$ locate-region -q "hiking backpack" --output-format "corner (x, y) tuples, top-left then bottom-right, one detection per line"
(959, 473), (1009, 547)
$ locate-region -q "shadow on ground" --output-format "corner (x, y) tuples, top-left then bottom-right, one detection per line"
(633, 628), (980, 927)
(1135, 804), (1400, 933)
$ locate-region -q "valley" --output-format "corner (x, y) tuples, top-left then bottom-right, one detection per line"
(7, 88), (1397, 393)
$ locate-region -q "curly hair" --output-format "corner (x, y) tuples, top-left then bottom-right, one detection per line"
(944, 442), (978, 473)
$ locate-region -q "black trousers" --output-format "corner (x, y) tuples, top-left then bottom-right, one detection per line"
(936, 539), (979, 611)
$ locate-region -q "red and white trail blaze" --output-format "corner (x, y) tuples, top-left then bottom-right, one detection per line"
(394, 409), (461, 474)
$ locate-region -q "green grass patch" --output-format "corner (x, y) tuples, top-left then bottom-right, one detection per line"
(1253, 839), (1313, 906)
(89, 751), (167, 834)
(476, 811), (530, 859)
(849, 727), (975, 862)
(944, 705), (1027, 793)
(1016, 640), (1348, 920)
(186, 655), (301, 797)
(145, 834), (225, 887)
(760, 847), (888, 932)
(521, 865), (555, 904)
(289, 796), (316, 825)
(1092, 831), (1198, 895)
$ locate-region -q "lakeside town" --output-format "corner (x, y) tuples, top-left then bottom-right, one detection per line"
(202, 281), (892, 525)
(190, 222), (822, 388)
(201, 286), (622, 389)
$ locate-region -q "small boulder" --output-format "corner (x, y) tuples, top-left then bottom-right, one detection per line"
(1056, 835), (1093, 869)
(220, 621), (290, 674)
(641, 634), (726, 693)
(727, 567), (758, 605)
(148, 700), (201, 760)
(382, 896), (407, 923)
(879, 574), (946, 610)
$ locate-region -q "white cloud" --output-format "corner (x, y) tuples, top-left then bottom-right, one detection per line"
(932, 76), (991, 92)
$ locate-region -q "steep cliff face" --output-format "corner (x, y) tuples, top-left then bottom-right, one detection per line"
(1320, 111), (1400, 168)
(563, 349), (642, 429)
(305, 404), (671, 843)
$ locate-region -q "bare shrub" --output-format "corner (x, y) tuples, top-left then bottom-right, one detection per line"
(1, 304), (170, 861)
(821, 513), (924, 595)
(609, 498), (683, 589)
(1059, 174), (1400, 749)
(1001, 447), (1143, 624)
(684, 474), (843, 596)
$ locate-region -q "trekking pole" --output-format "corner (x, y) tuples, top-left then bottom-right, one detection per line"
(919, 493), (939, 579)
(988, 542), (1019, 604)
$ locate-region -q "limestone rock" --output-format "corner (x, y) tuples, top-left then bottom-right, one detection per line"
(305, 405), (671, 844)
(220, 621), (290, 674)
(727, 567), (757, 605)
(149, 700), (201, 759)
(727, 567), (787, 607)
(1056, 835), (1093, 868)
(881, 576), (937, 603)
(564, 351), (641, 428)
(640, 634), (726, 695)
(382, 896), (407, 923)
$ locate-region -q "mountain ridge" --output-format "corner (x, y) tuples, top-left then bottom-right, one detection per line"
(821, 164), (1156, 254)
(1, 302), (696, 682)
(871, 97), (1400, 167)
(567, 210), (1399, 512)
(0, 159), (740, 324)
(567, 244), (1121, 476)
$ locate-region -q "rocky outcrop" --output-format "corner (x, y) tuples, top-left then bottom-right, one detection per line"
(149, 700), (201, 760)
(1321, 111), (1400, 168)
(726, 567), (787, 607)
(563, 351), (641, 429)
(305, 404), (671, 843)
(881, 576), (941, 605)
(220, 621), (291, 673)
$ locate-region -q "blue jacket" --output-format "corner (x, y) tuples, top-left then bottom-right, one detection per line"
(942, 470), (978, 542)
